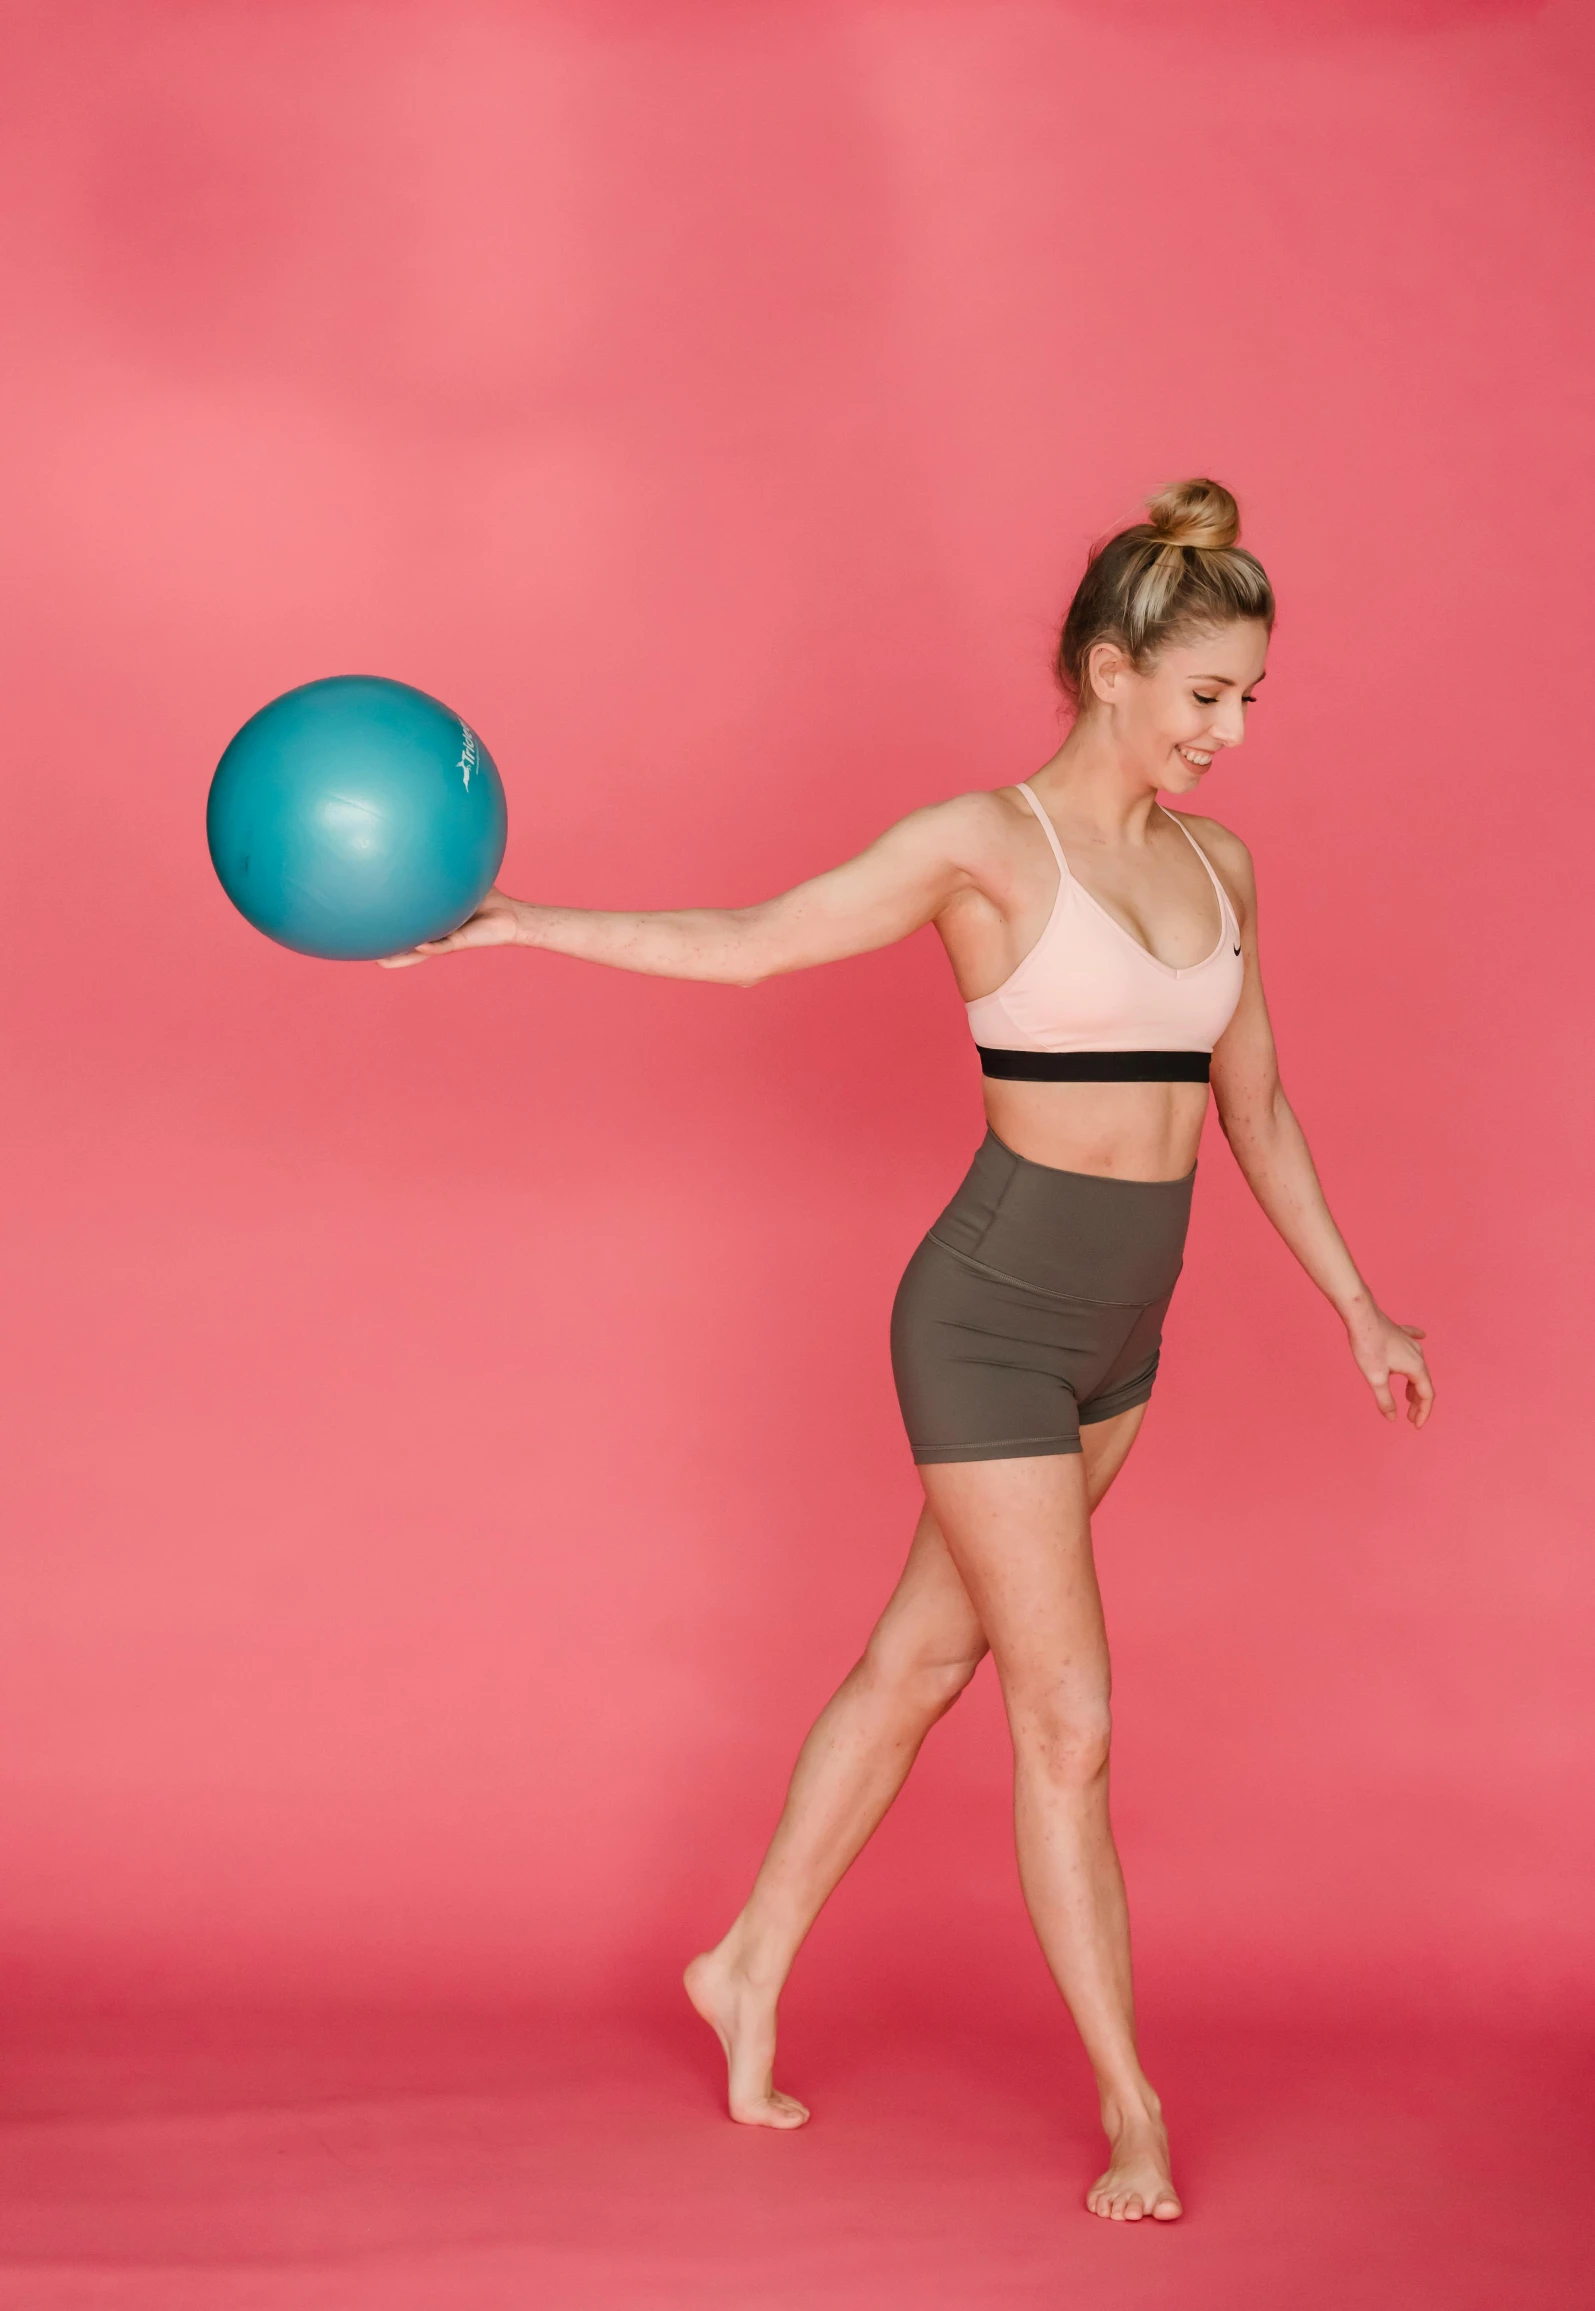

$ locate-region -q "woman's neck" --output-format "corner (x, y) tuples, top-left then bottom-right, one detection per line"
(1028, 719), (1162, 845)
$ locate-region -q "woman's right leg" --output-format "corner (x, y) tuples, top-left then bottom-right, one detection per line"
(685, 1500), (987, 2125)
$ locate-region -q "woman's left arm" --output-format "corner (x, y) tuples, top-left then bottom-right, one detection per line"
(1200, 823), (1434, 1429)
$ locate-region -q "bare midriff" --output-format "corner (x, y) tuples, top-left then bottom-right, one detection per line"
(981, 1079), (1210, 1184)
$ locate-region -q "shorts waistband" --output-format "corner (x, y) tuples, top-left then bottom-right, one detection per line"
(926, 1129), (1193, 1305)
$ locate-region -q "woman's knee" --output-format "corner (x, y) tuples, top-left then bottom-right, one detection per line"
(1010, 1682), (1113, 1786)
(859, 1630), (984, 1720)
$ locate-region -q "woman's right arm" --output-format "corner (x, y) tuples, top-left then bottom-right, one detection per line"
(378, 795), (1002, 983)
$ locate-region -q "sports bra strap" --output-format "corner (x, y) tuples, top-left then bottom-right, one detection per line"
(1015, 782), (1070, 877)
(1018, 784), (1234, 935)
(1159, 806), (1235, 929)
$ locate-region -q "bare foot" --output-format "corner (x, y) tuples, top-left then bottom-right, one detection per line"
(1086, 2101), (1182, 2222)
(684, 1942), (810, 2129)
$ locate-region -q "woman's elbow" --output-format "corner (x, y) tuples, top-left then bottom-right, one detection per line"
(728, 928), (778, 988)
(707, 906), (774, 988)
(725, 902), (809, 987)
(1213, 1072), (1284, 1144)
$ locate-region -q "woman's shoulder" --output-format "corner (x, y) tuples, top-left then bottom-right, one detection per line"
(1165, 809), (1257, 919)
(892, 785), (1033, 861)
(1168, 808), (1254, 879)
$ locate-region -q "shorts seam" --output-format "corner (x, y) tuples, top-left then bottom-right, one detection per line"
(1077, 1354), (1161, 1426)
(923, 1231), (1154, 1309)
(962, 1137), (1019, 1265)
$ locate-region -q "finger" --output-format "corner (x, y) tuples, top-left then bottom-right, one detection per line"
(1408, 1363), (1436, 1428)
(378, 930), (479, 967)
(1370, 1374), (1396, 1420)
(1400, 1324), (1427, 1340)
(379, 936), (459, 965)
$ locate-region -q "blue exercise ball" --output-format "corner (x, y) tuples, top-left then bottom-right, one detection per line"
(206, 675), (508, 961)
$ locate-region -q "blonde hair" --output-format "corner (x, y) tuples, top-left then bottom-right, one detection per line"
(1056, 478), (1274, 706)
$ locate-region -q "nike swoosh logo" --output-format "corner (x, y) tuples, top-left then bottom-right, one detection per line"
(1233, 944), (1242, 955)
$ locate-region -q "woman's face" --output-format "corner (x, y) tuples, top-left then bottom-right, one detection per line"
(1089, 620), (1270, 795)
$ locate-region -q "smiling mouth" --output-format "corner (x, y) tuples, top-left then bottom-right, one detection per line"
(1176, 746), (1213, 768)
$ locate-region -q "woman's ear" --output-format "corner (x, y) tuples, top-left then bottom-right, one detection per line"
(1086, 640), (1129, 707)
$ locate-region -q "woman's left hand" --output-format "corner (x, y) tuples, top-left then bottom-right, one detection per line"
(1346, 1306), (1434, 1427)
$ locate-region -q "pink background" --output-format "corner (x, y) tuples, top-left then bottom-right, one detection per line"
(1, 2), (1591, 2303)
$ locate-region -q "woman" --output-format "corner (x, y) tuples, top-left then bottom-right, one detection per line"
(382, 478), (1433, 2223)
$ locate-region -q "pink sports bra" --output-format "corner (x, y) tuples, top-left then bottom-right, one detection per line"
(967, 783), (1244, 1082)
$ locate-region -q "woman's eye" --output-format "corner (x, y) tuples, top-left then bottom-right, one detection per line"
(1193, 692), (1217, 704)
(1241, 693), (1257, 705)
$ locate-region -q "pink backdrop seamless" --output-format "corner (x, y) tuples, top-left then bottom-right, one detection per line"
(2, 0), (1591, 2037)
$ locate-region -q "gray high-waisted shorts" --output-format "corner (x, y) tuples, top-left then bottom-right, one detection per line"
(891, 1129), (1194, 1464)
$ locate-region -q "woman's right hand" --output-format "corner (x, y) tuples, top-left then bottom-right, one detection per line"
(377, 887), (524, 968)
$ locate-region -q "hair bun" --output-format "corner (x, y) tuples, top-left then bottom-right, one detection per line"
(1054, 477), (1273, 702)
(1146, 476), (1240, 553)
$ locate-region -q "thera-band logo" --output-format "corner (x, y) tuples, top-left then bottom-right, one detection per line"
(456, 723), (479, 789)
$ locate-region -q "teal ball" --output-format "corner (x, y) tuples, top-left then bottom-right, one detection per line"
(207, 675), (508, 962)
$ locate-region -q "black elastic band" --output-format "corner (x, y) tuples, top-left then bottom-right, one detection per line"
(977, 1048), (1211, 1083)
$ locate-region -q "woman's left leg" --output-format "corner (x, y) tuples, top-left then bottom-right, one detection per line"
(685, 1404), (1149, 2130)
(920, 1424), (1181, 2221)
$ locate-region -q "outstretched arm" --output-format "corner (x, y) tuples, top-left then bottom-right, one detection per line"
(1201, 824), (1434, 1429)
(378, 797), (992, 984)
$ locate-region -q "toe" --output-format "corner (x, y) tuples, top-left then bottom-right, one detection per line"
(1123, 2195), (1145, 2221)
(1152, 2194), (1182, 2221)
